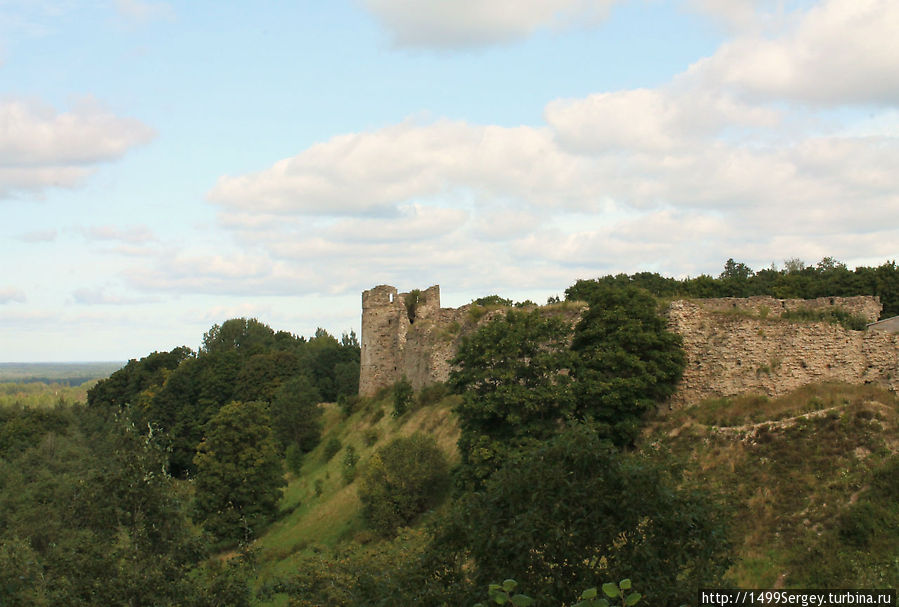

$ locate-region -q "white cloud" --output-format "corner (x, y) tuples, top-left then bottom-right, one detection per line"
(688, 0), (899, 104)
(112, 0), (174, 23)
(71, 287), (156, 305)
(83, 224), (157, 244)
(19, 228), (57, 242)
(0, 287), (26, 304)
(546, 88), (781, 152)
(360, 0), (619, 48)
(208, 119), (600, 216)
(0, 98), (154, 199)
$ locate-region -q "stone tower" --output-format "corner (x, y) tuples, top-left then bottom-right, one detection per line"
(359, 284), (441, 396)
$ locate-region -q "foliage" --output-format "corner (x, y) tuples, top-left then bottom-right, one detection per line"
(473, 578), (534, 607)
(393, 377), (414, 417)
(450, 308), (574, 487)
(358, 433), (450, 536)
(285, 443), (304, 474)
(279, 528), (447, 606)
(472, 294), (514, 307)
(193, 401), (285, 543)
(362, 427), (379, 446)
(472, 578), (642, 607)
(436, 425), (731, 606)
(0, 405), (236, 606)
(200, 317), (277, 357)
(322, 436), (343, 462)
(571, 285), (685, 445)
(338, 392), (361, 417)
(270, 375), (322, 453)
(342, 445), (360, 484)
(86, 346), (191, 409)
(405, 288), (422, 323)
(780, 307), (868, 331)
(565, 257), (899, 319)
(416, 381), (450, 407)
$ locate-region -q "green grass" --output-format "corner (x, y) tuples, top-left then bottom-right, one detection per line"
(252, 392), (461, 594)
(647, 383), (899, 588)
(253, 380), (898, 602)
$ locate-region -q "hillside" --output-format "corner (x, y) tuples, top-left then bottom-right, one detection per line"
(251, 382), (899, 603)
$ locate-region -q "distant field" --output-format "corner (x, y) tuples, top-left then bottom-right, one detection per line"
(0, 362), (124, 386)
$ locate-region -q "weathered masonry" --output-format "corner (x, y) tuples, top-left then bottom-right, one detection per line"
(360, 285), (899, 406)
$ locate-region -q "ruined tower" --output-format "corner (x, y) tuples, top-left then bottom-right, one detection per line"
(359, 284), (441, 396)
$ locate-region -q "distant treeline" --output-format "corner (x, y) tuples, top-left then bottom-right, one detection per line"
(0, 362), (123, 385)
(566, 258), (899, 319)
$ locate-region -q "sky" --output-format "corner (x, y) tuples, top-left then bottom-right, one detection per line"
(1, 0), (898, 362)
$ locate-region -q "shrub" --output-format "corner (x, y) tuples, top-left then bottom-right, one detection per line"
(370, 408), (385, 424)
(416, 382), (449, 407)
(322, 437), (342, 462)
(358, 433), (450, 536)
(393, 378), (413, 418)
(285, 443), (303, 474)
(342, 445), (359, 484)
(362, 428), (379, 447)
(338, 393), (361, 417)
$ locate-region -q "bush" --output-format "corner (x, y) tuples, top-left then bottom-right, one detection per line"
(393, 378), (413, 418)
(362, 428), (379, 447)
(322, 437), (342, 462)
(285, 443), (303, 474)
(338, 393), (361, 417)
(358, 434), (450, 536)
(416, 382), (449, 408)
(342, 445), (359, 484)
(436, 424), (731, 606)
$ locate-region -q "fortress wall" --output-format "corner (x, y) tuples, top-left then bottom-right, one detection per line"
(667, 300), (899, 407)
(361, 286), (898, 406)
(696, 295), (882, 323)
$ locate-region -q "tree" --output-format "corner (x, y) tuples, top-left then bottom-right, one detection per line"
(449, 309), (574, 487)
(358, 434), (450, 536)
(270, 375), (322, 453)
(193, 401), (285, 543)
(86, 347), (192, 409)
(571, 286), (685, 445)
(201, 318), (276, 357)
(436, 425), (731, 607)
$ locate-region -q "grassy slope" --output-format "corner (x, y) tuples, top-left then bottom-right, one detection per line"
(253, 382), (898, 600)
(253, 391), (461, 596)
(646, 383), (899, 587)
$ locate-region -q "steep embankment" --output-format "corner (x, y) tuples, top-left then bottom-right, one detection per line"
(253, 390), (461, 587)
(253, 382), (898, 599)
(647, 382), (899, 587)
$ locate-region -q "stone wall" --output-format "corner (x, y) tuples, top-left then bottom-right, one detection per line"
(695, 295), (882, 323)
(667, 299), (899, 406)
(360, 286), (899, 406)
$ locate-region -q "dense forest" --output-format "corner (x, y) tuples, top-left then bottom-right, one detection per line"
(1, 258), (897, 606)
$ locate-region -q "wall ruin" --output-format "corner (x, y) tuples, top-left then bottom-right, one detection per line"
(360, 286), (899, 406)
(666, 299), (899, 406)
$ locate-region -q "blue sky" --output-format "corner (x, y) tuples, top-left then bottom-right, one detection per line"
(1, 0), (898, 361)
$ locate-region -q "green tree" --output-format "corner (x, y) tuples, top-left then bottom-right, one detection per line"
(437, 425), (730, 607)
(571, 286), (685, 445)
(201, 318), (276, 357)
(450, 309), (574, 487)
(270, 374), (322, 453)
(358, 434), (450, 536)
(193, 401), (285, 543)
(86, 347), (192, 410)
